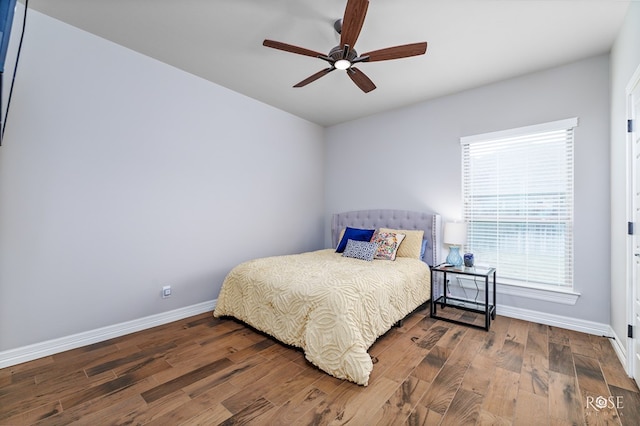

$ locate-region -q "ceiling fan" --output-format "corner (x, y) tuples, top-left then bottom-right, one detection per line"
(263, 0), (427, 93)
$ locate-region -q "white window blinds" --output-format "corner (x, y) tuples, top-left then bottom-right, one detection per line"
(460, 118), (576, 288)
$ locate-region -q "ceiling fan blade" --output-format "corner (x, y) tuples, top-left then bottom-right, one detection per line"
(263, 39), (325, 58)
(361, 42), (428, 62)
(340, 0), (369, 49)
(293, 68), (335, 88)
(347, 67), (376, 93)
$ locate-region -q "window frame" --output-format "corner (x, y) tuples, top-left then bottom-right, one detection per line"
(460, 117), (578, 290)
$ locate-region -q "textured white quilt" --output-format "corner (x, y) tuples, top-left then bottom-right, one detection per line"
(213, 249), (431, 385)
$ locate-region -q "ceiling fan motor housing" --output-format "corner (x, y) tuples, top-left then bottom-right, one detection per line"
(329, 45), (357, 62)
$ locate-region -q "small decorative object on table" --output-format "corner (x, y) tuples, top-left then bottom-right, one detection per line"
(464, 253), (474, 267)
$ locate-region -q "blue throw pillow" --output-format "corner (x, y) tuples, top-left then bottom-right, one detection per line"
(342, 239), (379, 261)
(420, 239), (429, 260)
(336, 227), (375, 253)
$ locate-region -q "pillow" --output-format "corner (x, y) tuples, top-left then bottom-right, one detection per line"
(378, 228), (424, 259)
(420, 239), (429, 261)
(371, 231), (406, 260)
(335, 227), (376, 253)
(342, 239), (379, 261)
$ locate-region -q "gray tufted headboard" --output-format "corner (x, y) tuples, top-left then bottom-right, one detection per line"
(331, 209), (442, 267)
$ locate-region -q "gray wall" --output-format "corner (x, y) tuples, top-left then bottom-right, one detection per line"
(0, 5), (624, 355)
(610, 3), (640, 350)
(325, 54), (611, 324)
(0, 10), (325, 351)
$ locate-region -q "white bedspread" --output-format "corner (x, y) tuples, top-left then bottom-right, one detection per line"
(213, 249), (431, 385)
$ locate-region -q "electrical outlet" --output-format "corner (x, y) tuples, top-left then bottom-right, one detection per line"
(162, 285), (171, 298)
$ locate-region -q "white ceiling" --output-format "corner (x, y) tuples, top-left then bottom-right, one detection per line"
(27, 0), (630, 127)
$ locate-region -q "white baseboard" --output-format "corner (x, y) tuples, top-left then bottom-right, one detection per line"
(0, 299), (618, 371)
(0, 300), (217, 369)
(607, 327), (629, 374)
(497, 304), (612, 337)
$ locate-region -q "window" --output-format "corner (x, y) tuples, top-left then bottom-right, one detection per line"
(460, 118), (576, 288)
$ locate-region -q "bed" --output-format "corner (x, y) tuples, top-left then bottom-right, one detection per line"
(213, 209), (442, 385)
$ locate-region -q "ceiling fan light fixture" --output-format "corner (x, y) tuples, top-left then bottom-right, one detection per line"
(334, 59), (351, 70)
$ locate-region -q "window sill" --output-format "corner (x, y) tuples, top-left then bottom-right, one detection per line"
(451, 276), (581, 305)
(497, 280), (580, 305)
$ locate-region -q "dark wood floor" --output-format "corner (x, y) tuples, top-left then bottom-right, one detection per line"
(1, 304), (639, 425)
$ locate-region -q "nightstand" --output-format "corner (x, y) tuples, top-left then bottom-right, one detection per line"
(430, 265), (496, 331)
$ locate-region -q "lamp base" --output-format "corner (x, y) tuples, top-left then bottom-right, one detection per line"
(446, 246), (463, 267)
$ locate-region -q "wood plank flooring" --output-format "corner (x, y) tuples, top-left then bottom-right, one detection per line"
(1, 304), (639, 425)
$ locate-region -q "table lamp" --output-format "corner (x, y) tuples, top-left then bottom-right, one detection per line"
(444, 222), (467, 267)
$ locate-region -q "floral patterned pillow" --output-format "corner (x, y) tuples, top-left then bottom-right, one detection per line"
(342, 239), (379, 261)
(371, 232), (406, 261)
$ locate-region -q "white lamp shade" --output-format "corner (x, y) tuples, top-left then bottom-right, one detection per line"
(444, 222), (467, 246)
